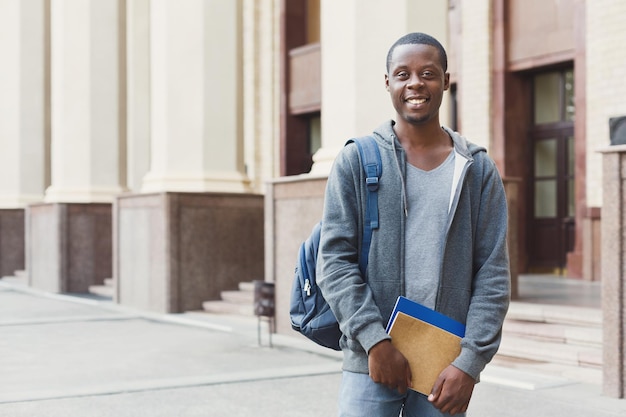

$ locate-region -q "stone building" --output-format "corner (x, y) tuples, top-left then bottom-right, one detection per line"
(1, 0), (626, 397)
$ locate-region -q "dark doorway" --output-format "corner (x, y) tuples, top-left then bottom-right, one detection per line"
(527, 69), (575, 273)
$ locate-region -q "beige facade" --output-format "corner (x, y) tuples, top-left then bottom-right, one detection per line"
(586, 0), (626, 207)
(2, 0), (626, 395)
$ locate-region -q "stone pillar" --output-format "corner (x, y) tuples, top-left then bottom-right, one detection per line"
(311, 0), (449, 176)
(0, 0), (48, 276)
(458, 0), (492, 150)
(242, 0), (279, 192)
(140, 0), (250, 193)
(28, 0), (125, 292)
(599, 145), (626, 398)
(126, 0), (151, 193)
(45, 0), (126, 202)
(116, 0), (265, 313)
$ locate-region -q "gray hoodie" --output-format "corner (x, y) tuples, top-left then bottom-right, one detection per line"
(317, 120), (510, 381)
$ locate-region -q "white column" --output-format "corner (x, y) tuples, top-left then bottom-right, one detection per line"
(242, 0), (280, 189)
(312, 0), (449, 176)
(45, 0), (126, 203)
(0, 0), (47, 207)
(458, 0), (492, 150)
(141, 0), (250, 193)
(126, 0), (151, 193)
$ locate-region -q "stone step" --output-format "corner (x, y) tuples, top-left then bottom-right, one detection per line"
(239, 281), (255, 292)
(201, 281), (270, 317)
(503, 320), (602, 348)
(202, 300), (254, 316)
(497, 334), (602, 369)
(499, 302), (603, 375)
(220, 289), (254, 304)
(13, 270), (28, 279)
(88, 284), (114, 298)
(507, 302), (602, 327)
(0, 275), (27, 286)
(489, 355), (602, 386)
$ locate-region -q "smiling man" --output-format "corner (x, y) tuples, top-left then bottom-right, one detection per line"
(317, 33), (511, 416)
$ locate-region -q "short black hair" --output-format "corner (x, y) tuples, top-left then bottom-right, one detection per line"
(386, 32), (448, 73)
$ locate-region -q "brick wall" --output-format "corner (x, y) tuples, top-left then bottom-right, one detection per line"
(586, 0), (626, 207)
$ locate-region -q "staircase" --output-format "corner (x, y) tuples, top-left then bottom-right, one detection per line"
(202, 281), (256, 316)
(84, 273), (604, 384)
(494, 301), (602, 384)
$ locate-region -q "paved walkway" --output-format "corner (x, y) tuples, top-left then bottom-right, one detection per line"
(1, 278), (625, 417)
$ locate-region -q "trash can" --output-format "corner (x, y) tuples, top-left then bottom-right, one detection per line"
(253, 280), (275, 346)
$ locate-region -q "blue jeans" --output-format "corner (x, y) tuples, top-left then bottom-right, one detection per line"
(338, 371), (465, 417)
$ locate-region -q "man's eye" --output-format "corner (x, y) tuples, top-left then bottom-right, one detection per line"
(422, 71), (434, 77)
(396, 72), (409, 78)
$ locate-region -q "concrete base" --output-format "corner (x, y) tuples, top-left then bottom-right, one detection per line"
(581, 207), (602, 281)
(266, 176), (326, 337)
(600, 146), (626, 398)
(115, 192), (264, 314)
(27, 203), (112, 293)
(0, 208), (25, 277)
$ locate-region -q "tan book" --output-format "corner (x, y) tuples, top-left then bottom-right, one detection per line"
(386, 297), (465, 396)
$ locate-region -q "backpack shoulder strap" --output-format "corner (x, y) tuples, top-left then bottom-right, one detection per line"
(345, 136), (382, 276)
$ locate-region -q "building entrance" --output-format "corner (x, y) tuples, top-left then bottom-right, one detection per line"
(527, 69), (575, 273)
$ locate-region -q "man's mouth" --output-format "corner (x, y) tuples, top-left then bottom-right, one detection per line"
(406, 97), (427, 105)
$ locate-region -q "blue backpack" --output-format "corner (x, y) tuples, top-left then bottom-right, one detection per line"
(289, 136), (382, 350)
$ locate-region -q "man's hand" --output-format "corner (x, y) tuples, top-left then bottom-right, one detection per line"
(428, 365), (475, 414)
(368, 340), (412, 393)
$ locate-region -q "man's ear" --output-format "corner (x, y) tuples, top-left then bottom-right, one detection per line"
(443, 73), (450, 91)
(385, 74), (390, 91)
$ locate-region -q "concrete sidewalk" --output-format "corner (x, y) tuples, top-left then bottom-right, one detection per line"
(1, 279), (625, 417)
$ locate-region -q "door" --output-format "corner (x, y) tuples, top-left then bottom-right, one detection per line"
(527, 69), (575, 273)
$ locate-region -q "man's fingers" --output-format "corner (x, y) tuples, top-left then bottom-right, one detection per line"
(428, 375), (444, 402)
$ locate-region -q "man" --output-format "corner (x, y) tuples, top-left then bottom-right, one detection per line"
(317, 32), (510, 416)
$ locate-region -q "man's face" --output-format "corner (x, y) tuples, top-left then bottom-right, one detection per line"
(385, 43), (450, 127)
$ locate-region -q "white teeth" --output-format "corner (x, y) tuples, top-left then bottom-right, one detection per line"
(407, 98), (426, 104)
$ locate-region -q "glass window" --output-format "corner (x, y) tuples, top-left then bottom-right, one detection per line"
(564, 70), (575, 121)
(309, 115), (321, 155)
(535, 180), (557, 218)
(534, 139), (557, 177)
(534, 72), (561, 124)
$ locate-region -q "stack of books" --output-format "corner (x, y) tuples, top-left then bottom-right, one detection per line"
(386, 296), (466, 395)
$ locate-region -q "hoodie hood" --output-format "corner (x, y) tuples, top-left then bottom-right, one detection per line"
(372, 120), (485, 159)
(371, 120), (483, 216)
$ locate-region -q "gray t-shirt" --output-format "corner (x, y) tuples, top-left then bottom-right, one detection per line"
(404, 150), (455, 308)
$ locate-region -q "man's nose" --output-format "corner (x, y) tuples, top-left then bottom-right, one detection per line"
(407, 74), (424, 88)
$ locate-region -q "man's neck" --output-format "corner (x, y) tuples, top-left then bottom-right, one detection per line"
(394, 119), (453, 171)
(394, 120), (449, 149)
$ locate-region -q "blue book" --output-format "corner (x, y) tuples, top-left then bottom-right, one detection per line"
(386, 296), (465, 337)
